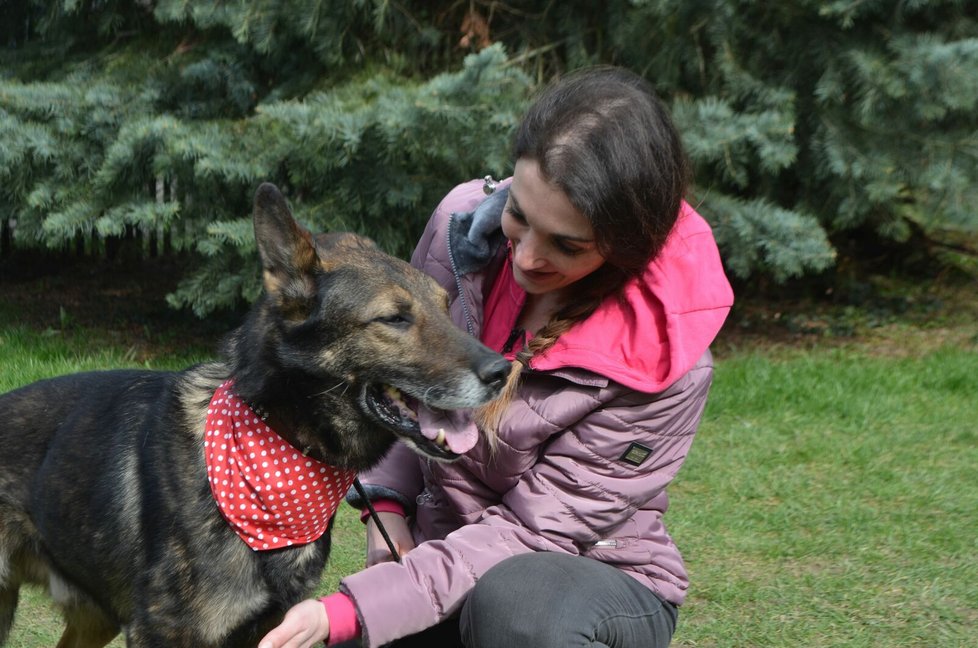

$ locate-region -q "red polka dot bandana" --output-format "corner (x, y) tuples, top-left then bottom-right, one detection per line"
(204, 380), (357, 551)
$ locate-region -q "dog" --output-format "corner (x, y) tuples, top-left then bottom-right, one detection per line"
(0, 183), (510, 647)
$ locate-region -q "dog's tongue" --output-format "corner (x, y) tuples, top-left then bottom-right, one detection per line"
(418, 407), (479, 455)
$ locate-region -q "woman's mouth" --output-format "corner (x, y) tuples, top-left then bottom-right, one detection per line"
(515, 267), (557, 284)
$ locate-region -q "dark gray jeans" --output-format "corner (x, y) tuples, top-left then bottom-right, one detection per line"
(338, 552), (678, 647)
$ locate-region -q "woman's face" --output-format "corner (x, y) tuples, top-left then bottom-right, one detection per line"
(501, 158), (606, 296)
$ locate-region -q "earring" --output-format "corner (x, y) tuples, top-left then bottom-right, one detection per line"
(482, 175), (497, 195)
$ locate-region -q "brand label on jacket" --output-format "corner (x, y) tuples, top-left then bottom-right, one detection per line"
(619, 442), (653, 467)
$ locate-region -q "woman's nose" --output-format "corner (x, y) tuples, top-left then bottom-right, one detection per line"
(512, 235), (547, 270)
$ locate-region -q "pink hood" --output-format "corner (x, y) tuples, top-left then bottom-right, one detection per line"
(532, 202), (733, 393)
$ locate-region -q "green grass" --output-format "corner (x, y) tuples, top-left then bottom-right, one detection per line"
(2, 324), (976, 646)
(669, 347), (978, 647)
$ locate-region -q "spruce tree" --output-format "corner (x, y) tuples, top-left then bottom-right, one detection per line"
(1, 1), (975, 315)
(609, 0), (978, 280)
(0, 1), (531, 314)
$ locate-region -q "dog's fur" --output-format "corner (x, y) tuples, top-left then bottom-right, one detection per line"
(0, 183), (509, 647)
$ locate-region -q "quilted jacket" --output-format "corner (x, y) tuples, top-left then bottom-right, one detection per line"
(340, 178), (734, 647)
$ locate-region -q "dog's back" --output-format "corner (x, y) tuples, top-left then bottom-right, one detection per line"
(0, 370), (186, 640)
(0, 368), (180, 524)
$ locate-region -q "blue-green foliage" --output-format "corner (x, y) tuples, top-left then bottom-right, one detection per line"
(1, 0), (975, 314)
(1, 2), (530, 314)
(617, 0), (977, 269)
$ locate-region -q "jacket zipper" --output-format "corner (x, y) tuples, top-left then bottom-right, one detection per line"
(445, 213), (475, 337)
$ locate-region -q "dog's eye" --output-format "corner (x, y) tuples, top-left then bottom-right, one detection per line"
(374, 313), (413, 328)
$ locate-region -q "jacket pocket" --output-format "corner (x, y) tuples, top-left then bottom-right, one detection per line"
(580, 519), (652, 566)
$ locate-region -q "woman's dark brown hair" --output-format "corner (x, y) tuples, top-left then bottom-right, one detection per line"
(477, 66), (690, 437)
(516, 65), (689, 277)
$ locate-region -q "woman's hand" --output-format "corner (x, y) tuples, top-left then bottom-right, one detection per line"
(257, 599), (330, 648)
(365, 511), (415, 567)
(258, 513), (412, 647)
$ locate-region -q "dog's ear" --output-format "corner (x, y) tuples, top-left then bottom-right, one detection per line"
(253, 183), (318, 317)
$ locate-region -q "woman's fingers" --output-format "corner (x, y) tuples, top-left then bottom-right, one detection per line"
(257, 599), (330, 648)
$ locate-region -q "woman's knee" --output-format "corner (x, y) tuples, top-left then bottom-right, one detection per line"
(468, 553), (596, 614)
(473, 553), (559, 606)
(460, 552), (676, 648)
(460, 553), (599, 648)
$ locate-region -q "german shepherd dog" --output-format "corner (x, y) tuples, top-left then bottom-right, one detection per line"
(0, 183), (509, 647)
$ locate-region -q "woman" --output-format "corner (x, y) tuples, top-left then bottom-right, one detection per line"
(259, 66), (733, 648)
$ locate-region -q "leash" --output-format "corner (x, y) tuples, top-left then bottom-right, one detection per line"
(353, 478), (402, 563)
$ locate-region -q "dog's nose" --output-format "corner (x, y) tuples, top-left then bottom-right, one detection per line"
(477, 356), (512, 389)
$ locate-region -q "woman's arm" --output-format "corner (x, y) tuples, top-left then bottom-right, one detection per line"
(341, 357), (715, 647)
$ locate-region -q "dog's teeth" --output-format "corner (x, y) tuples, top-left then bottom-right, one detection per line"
(382, 384), (420, 421)
(435, 428), (446, 448)
(384, 385), (405, 409)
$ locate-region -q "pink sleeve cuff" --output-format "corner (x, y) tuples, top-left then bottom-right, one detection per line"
(320, 592), (361, 646)
(358, 498), (407, 523)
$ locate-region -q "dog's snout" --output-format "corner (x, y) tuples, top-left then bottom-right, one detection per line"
(477, 355), (512, 389)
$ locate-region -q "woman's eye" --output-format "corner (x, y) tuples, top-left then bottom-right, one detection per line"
(506, 207), (527, 224)
(555, 240), (585, 256)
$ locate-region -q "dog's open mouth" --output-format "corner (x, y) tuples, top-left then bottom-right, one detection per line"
(363, 384), (464, 460)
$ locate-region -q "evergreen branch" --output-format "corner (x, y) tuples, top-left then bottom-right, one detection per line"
(502, 39), (566, 69)
(907, 220), (978, 258)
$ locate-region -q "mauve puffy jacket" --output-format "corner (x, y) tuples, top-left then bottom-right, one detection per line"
(341, 179), (734, 647)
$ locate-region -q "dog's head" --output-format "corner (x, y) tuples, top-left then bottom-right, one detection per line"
(239, 182), (510, 467)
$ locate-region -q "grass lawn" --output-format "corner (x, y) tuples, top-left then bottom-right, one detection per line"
(670, 346), (978, 647)
(1, 292), (976, 646)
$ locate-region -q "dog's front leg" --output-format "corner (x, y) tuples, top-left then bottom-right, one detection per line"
(54, 608), (120, 648)
(125, 621), (208, 648)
